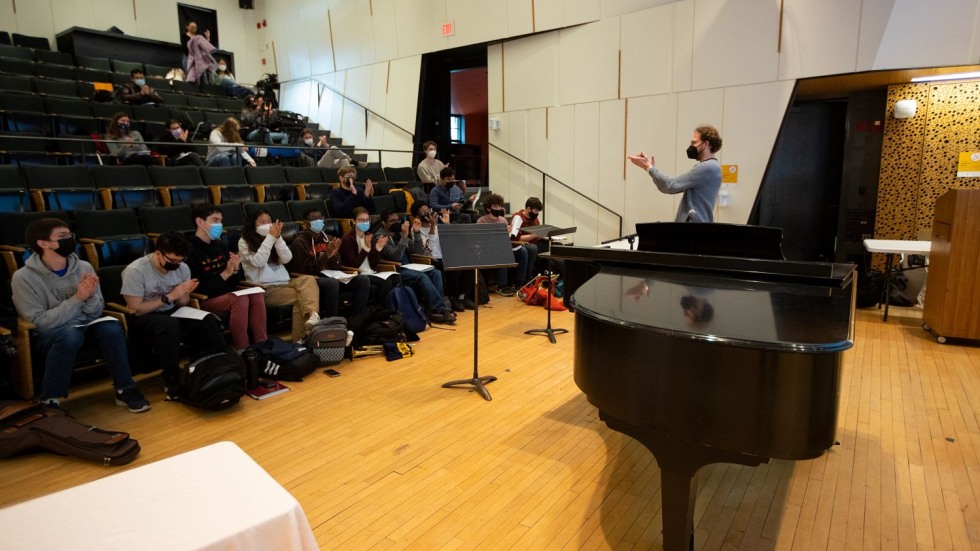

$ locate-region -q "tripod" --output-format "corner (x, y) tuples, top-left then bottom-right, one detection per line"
(524, 227), (576, 344)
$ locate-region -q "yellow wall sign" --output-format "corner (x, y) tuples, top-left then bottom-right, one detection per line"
(721, 164), (738, 184)
(957, 152), (980, 177)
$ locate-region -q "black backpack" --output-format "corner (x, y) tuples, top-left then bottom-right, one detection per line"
(179, 349), (246, 410)
(349, 306), (415, 347)
(247, 338), (319, 381)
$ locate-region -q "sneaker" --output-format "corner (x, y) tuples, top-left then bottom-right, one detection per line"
(39, 397), (60, 407)
(429, 310), (456, 324)
(450, 297), (465, 312)
(305, 312), (321, 334)
(115, 387), (151, 413)
(497, 285), (517, 297)
(462, 297), (476, 310)
(164, 385), (180, 402)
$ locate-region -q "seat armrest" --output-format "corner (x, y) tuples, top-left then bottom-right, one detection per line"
(410, 255), (434, 265)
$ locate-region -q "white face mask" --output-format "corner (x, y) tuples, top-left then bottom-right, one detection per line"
(303, 138), (314, 146)
(256, 223), (272, 237)
(217, 64), (227, 71)
(426, 149), (437, 158)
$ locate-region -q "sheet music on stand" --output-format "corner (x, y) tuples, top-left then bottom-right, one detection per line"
(520, 224), (576, 243)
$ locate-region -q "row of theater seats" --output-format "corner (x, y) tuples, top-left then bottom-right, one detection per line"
(0, 164), (441, 213)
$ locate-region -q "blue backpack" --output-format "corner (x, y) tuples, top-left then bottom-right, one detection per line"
(385, 285), (429, 334)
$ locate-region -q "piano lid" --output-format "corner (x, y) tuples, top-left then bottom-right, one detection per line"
(570, 266), (854, 353)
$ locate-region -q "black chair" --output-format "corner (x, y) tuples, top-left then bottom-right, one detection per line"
(0, 165), (30, 213)
(90, 102), (131, 127)
(216, 97), (242, 112)
(171, 109), (204, 132)
(287, 199), (328, 222)
(73, 68), (112, 84)
(108, 72), (131, 86)
(0, 44), (34, 60)
(359, 166), (386, 182)
(74, 208), (150, 269)
(0, 32), (9, 46)
(373, 194), (396, 214)
(0, 57), (35, 76)
(12, 34), (49, 50)
(201, 166), (254, 203)
(148, 165), (210, 206)
(111, 59), (143, 74)
(74, 55), (112, 71)
(202, 110), (228, 126)
(284, 166), (323, 184)
(34, 78), (79, 99)
(89, 165), (159, 210)
(54, 114), (100, 139)
(170, 80), (199, 95)
(33, 62), (76, 81)
(131, 104), (170, 124)
(384, 167), (415, 183)
(139, 205), (195, 239)
(245, 165), (295, 203)
(157, 91), (188, 107)
(243, 201), (300, 244)
(0, 94), (51, 135)
(44, 97), (90, 117)
(320, 167), (341, 184)
(217, 202), (245, 252)
(22, 165), (100, 213)
(0, 211), (69, 250)
(0, 74), (35, 94)
(187, 96), (219, 111)
(0, 132), (54, 164)
(372, 182), (394, 196)
(143, 63), (171, 79)
(33, 49), (73, 66)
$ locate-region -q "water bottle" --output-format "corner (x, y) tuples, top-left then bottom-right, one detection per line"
(242, 349), (259, 389)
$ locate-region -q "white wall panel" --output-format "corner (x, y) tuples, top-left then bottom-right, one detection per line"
(573, 103), (600, 202)
(445, 0), (509, 48)
(16, 0), (56, 42)
(563, 0), (602, 27)
(305, 2), (334, 76)
(620, 4), (674, 98)
(671, 0), (693, 92)
(385, 55), (421, 133)
(625, 94), (678, 228)
(488, 44), (503, 113)
(558, 18), (619, 105)
(134, 0), (176, 43)
(381, 128), (414, 168)
(544, 177), (575, 232)
(675, 88), (723, 169)
(340, 98), (367, 152)
(598, 206), (622, 243)
(344, 64), (374, 106)
(598, 99), (626, 215)
(393, 0), (445, 58)
(330, 0), (371, 71)
(855, 0), (896, 71)
(506, 0), (534, 37)
(368, 62), (389, 114)
(719, 80), (793, 224)
(872, 0), (980, 69)
(371, 0), (399, 64)
(572, 194), (600, 245)
(0, 1), (16, 34)
(508, 110), (528, 160)
(52, 0), (95, 38)
(691, 0), (779, 90)
(534, 0), (564, 32)
(547, 105), (575, 187)
(603, 0), (681, 18)
(503, 32), (559, 111)
(778, 0), (860, 80)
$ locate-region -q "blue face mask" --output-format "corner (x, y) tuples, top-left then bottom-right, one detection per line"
(309, 220), (325, 233)
(134, 78), (146, 87)
(208, 223), (223, 240)
(118, 123), (130, 133)
(356, 222), (371, 232)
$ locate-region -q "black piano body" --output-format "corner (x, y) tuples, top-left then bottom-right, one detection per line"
(548, 236), (855, 550)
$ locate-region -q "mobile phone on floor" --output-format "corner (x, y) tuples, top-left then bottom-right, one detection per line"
(324, 368), (341, 377)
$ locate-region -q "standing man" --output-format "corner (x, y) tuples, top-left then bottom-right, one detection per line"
(11, 218), (150, 412)
(628, 125), (723, 223)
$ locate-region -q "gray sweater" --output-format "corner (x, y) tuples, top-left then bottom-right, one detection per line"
(11, 253), (104, 333)
(647, 159), (722, 223)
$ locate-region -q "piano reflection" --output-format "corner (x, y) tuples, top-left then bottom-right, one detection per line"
(548, 223), (856, 551)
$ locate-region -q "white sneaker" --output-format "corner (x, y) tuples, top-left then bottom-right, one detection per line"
(305, 312), (321, 333)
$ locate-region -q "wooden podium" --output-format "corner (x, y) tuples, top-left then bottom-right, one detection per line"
(923, 189), (980, 342)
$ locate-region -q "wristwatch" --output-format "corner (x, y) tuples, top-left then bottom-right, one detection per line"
(160, 294), (172, 305)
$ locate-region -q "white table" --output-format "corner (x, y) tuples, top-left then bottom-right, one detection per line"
(863, 239), (931, 322)
(0, 441), (318, 551)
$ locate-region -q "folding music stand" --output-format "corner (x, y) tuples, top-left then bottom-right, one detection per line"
(438, 224), (517, 401)
(521, 225), (576, 343)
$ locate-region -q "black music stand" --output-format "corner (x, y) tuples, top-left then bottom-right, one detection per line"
(522, 225), (576, 343)
(438, 224), (517, 401)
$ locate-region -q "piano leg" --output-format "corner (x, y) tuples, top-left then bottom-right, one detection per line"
(600, 412), (767, 551)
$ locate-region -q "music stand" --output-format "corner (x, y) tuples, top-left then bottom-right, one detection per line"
(438, 224), (517, 401)
(521, 225), (576, 343)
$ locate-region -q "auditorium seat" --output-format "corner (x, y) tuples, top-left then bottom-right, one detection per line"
(74, 55), (111, 71)
(359, 166), (386, 183)
(0, 74), (34, 94)
(33, 78), (80, 99)
(201, 166), (254, 203)
(245, 165), (295, 203)
(217, 97), (241, 112)
(287, 199), (330, 222)
(320, 167), (340, 184)
(202, 110), (228, 126)
(0, 44), (34, 61)
(0, 94), (52, 135)
(0, 32), (9, 46)
(158, 91), (188, 107)
(140, 205), (195, 241)
(33, 49), (73, 66)
(74, 208), (149, 269)
(0, 211), (68, 249)
(244, 201), (300, 243)
(217, 202), (245, 252)
(111, 59), (143, 75)
(373, 194), (396, 214)
(0, 57), (35, 76)
(187, 95), (219, 111)
(148, 165), (210, 206)
(284, 166), (323, 184)
(33, 62), (76, 81)
(0, 132), (54, 164)
(170, 80), (200, 95)
(22, 164), (100, 213)
(143, 63), (170, 79)
(91, 102), (130, 123)
(12, 33), (49, 50)
(0, 165), (30, 213)
(90, 165), (159, 209)
(383, 167), (415, 183)
(44, 97), (90, 117)
(73, 67), (112, 84)
(131, 104), (170, 124)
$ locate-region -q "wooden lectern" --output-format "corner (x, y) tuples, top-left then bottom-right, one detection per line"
(923, 189), (980, 342)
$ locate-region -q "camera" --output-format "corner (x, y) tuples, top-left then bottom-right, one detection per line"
(254, 73), (280, 107)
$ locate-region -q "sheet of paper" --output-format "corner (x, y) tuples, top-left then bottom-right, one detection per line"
(399, 263), (434, 272)
(73, 316), (118, 328)
(320, 270), (356, 283)
(232, 286), (266, 296)
(369, 271), (400, 280)
(170, 306), (212, 320)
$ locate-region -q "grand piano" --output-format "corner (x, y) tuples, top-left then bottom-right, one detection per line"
(548, 223), (856, 550)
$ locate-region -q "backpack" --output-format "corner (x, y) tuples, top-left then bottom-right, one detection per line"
(306, 316), (348, 365)
(179, 349), (247, 410)
(247, 338), (319, 381)
(856, 270), (884, 308)
(385, 285), (429, 334)
(0, 401), (141, 465)
(389, 188), (413, 213)
(348, 305), (414, 347)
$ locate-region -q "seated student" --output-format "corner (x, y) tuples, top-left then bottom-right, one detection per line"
(157, 119), (204, 167)
(210, 58), (252, 98)
(185, 205), (268, 351)
(288, 206), (370, 318)
(207, 117), (256, 167)
(238, 209), (320, 343)
(121, 231), (225, 399)
(106, 112), (153, 166)
(409, 202), (472, 312)
(376, 209), (456, 324)
(330, 166), (376, 219)
(240, 95), (289, 145)
(509, 196), (542, 274)
(338, 207), (401, 304)
(119, 69), (164, 105)
(476, 193), (530, 296)
(11, 218), (150, 412)
(428, 167), (473, 224)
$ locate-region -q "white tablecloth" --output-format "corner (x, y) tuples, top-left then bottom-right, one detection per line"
(863, 239), (932, 255)
(0, 441), (318, 551)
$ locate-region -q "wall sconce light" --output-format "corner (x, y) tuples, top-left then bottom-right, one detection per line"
(489, 118), (501, 130)
(894, 99), (917, 119)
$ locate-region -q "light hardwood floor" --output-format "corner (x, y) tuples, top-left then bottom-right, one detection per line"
(2, 300), (979, 550)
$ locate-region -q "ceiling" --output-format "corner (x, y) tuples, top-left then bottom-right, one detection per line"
(794, 64), (980, 101)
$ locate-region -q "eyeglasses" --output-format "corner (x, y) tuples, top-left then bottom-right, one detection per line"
(161, 252), (183, 264)
(418, 210), (432, 217)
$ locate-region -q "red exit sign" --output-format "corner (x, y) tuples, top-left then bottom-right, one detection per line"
(442, 21), (454, 37)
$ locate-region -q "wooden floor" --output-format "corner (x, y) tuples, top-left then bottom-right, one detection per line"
(2, 299), (980, 550)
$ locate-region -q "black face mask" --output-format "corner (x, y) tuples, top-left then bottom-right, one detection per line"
(52, 237), (76, 258)
(490, 208), (505, 218)
(527, 211), (539, 220)
(686, 144), (700, 160)
(160, 255), (182, 271)
(388, 222), (402, 234)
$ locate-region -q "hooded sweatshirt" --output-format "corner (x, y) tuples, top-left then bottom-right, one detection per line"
(11, 253), (104, 333)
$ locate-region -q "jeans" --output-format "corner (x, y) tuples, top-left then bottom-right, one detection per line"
(246, 129), (289, 145)
(318, 274), (370, 318)
(497, 246), (529, 288)
(397, 267), (446, 313)
(128, 311), (225, 388)
(206, 152), (243, 167)
(35, 321), (137, 400)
